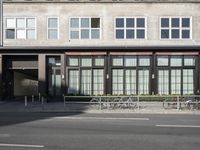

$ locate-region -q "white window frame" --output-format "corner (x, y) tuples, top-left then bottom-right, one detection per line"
(114, 16), (147, 40)
(5, 17), (37, 40)
(69, 17), (101, 40)
(159, 16), (192, 40)
(47, 17), (59, 40)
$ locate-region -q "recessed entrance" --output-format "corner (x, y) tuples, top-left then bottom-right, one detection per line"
(13, 69), (38, 96)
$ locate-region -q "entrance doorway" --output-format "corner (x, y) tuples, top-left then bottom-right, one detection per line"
(47, 57), (61, 97)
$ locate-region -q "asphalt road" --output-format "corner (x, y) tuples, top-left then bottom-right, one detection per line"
(0, 113), (200, 150)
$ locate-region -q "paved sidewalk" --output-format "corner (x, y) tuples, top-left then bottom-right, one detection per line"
(0, 101), (200, 114)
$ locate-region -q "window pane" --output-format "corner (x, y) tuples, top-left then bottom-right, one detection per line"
(81, 58), (92, 67)
(16, 29), (26, 39)
(95, 58), (104, 66)
(48, 18), (58, 28)
(161, 18), (169, 27)
(112, 57), (123, 66)
(91, 18), (100, 28)
(161, 29), (169, 39)
(171, 69), (181, 94)
(124, 56), (137, 66)
(81, 18), (89, 28)
(183, 69), (194, 94)
(112, 69), (124, 95)
(6, 29), (15, 39)
(126, 29), (134, 39)
(137, 18), (145, 27)
(81, 29), (89, 39)
(93, 69), (104, 95)
(91, 29), (100, 39)
(170, 57), (182, 66)
(158, 70), (169, 95)
(172, 18), (180, 27)
(137, 29), (145, 39)
(81, 70), (92, 95)
(69, 58), (79, 66)
(139, 57), (150, 66)
(184, 57), (195, 66)
(68, 70), (79, 95)
(171, 29), (179, 39)
(70, 31), (79, 39)
(116, 18), (124, 27)
(126, 18), (134, 27)
(182, 30), (190, 39)
(116, 29), (124, 39)
(17, 18), (25, 28)
(6, 18), (15, 28)
(138, 70), (149, 94)
(70, 18), (79, 28)
(125, 70), (136, 95)
(157, 56), (168, 66)
(27, 29), (35, 39)
(48, 29), (58, 39)
(27, 18), (35, 28)
(182, 18), (190, 28)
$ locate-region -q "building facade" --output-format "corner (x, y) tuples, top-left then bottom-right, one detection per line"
(0, 0), (200, 99)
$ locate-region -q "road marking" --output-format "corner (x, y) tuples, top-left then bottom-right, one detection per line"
(156, 125), (200, 128)
(0, 143), (44, 148)
(54, 117), (149, 121)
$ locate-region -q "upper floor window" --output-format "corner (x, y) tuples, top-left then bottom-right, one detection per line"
(70, 17), (101, 40)
(115, 17), (146, 39)
(47, 17), (59, 40)
(5, 17), (36, 40)
(160, 17), (191, 39)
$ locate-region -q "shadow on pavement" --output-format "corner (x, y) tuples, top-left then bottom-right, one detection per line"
(0, 97), (90, 127)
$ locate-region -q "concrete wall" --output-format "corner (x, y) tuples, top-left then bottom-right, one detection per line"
(3, 2), (200, 47)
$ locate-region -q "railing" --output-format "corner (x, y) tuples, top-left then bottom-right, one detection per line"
(64, 95), (200, 110)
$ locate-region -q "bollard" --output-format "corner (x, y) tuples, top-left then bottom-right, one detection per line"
(63, 95), (66, 107)
(32, 95), (34, 103)
(177, 96), (180, 111)
(41, 97), (44, 110)
(137, 95), (140, 110)
(25, 96), (27, 107)
(39, 93), (41, 102)
(99, 97), (102, 110)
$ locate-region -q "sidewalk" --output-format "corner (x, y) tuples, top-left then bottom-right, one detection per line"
(0, 101), (200, 114)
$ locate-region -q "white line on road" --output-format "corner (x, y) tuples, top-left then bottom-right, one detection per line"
(54, 117), (149, 121)
(156, 125), (200, 128)
(0, 143), (44, 148)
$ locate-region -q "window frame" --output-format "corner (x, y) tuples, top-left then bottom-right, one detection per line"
(69, 17), (101, 40)
(159, 16), (192, 40)
(114, 16), (147, 40)
(47, 17), (59, 40)
(5, 17), (37, 40)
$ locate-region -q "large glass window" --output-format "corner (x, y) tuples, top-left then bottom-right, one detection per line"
(160, 17), (191, 39)
(67, 56), (105, 95)
(157, 55), (195, 95)
(47, 17), (59, 40)
(115, 17), (146, 39)
(111, 56), (150, 95)
(5, 17), (36, 40)
(70, 17), (100, 39)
